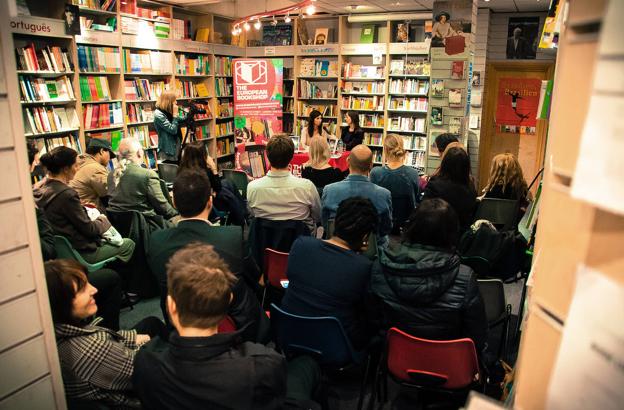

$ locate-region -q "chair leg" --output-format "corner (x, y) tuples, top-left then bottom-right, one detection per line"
(502, 305), (512, 362)
(357, 354), (372, 410)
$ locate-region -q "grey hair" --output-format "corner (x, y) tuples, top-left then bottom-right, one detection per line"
(113, 138), (144, 185)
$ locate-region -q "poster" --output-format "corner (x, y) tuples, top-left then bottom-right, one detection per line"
(506, 17), (539, 59)
(233, 58), (283, 145)
(431, 0), (472, 55)
(495, 77), (541, 134)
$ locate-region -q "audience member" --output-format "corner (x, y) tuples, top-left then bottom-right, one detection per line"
(434, 133), (460, 156)
(108, 138), (178, 221)
(300, 110), (336, 151)
(422, 146), (477, 230)
(370, 198), (488, 353)
(322, 145), (392, 242)
(179, 141), (221, 192)
(70, 138), (114, 212)
(370, 134), (422, 232)
(483, 153), (529, 201)
(148, 169), (266, 341)
(33, 146), (135, 265)
(45, 259), (165, 408)
(248, 134), (321, 233)
(341, 111), (364, 151)
(134, 243), (296, 410)
(281, 197), (378, 350)
(301, 136), (344, 193)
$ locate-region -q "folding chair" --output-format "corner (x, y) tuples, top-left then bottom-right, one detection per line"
(261, 248), (289, 308)
(53, 235), (118, 273)
(478, 279), (512, 361)
(221, 169), (249, 199)
(473, 198), (519, 231)
(157, 163), (178, 189)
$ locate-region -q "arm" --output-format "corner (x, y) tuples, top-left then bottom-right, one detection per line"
(90, 166), (110, 199)
(77, 334), (138, 392)
(36, 207), (56, 260)
(117, 329), (138, 349)
(146, 172), (178, 219)
(155, 110), (180, 135)
(300, 128), (310, 150)
(63, 190), (111, 239)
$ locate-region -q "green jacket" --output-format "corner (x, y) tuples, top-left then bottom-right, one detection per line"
(109, 163), (178, 219)
(154, 108), (181, 160)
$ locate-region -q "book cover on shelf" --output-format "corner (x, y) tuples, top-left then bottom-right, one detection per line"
(431, 107), (443, 126)
(448, 88), (462, 107)
(297, 19), (309, 45)
(448, 116), (462, 133)
(390, 60), (404, 75)
(472, 71), (481, 87)
(471, 89), (482, 107)
(360, 24), (376, 43)
(314, 28), (329, 45)
(396, 23), (408, 42)
(451, 61), (465, 79)
(64, 4), (81, 35)
(431, 79), (444, 97)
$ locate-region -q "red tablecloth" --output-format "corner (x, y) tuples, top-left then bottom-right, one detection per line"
(289, 151), (350, 177)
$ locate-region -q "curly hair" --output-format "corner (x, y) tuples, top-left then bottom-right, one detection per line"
(333, 197), (378, 251)
(483, 153), (528, 199)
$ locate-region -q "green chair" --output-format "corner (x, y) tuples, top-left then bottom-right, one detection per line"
(221, 169), (249, 199)
(53, 235), (118, 273)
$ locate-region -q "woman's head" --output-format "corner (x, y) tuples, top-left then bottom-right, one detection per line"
(383, 134), (406, 162)
(39, 146), (78, 180)
(438, 146), (471, 186)
(403, 198), (459, 250)
(308, 110), (323, 137)
(306, 136), (330, 167)
(434, 133), (460, 156)
(333, 197), (378, 251)
(485, 153), (528, 197)
(45, 259), (98, 325)
(345, 111), (360, 130)
(180, 141), (208, 172)
(156, 91), (178, 114)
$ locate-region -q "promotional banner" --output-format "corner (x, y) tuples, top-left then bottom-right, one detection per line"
(496, 77), (541, 135)
(233, 58), (283, 145)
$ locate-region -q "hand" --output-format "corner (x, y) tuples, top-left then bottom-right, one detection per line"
(136, 334), (151, 346)
(206, 156), (218, 173)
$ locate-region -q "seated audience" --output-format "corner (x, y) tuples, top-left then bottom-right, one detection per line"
(422, 146), (477, 230)
(341, 111), (365, 151)
(483, 153), (529, 201)
(301, 136), (344, 193)
(70, 138), (114, 212)
(281, 197), (378, 350)
(108, 138), (178, 220)
(370, 198), (488, 353)
(248, 134), (321, 233)
(148, 169), (265, 341)
(322, 145), (392, 242)
(179, 141), (221, 192)
(370, 133), (422, 232)
(33, 146), (135, 265)
(45, 259), (165, 408)
(134, 243), (295, 409)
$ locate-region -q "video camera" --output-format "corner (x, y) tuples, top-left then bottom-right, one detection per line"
(178, 101), (207, 127)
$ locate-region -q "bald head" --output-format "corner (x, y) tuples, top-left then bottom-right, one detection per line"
(348, 144), (373, 175)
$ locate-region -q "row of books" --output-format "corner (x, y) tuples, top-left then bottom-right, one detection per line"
(401, 135), (427, 151)
(123, 49), (172, 74)
(126, 79), (168, 101)
(126, 103), (154, 123)
(298, 80), (338, 99)
(299, 58), (338, 78)
(83, 101), (123, 130)
(121, 2), (171, 20)
(74, 0), (116, 11)
(405, 151), (426, 168)
(341, 81), (385, 94)
(177, 103), (211, 119)
(297, 102), (337, 118)
(389, 79), (429, 95)
(16, 44), (73, 73)
(180, 124), (211, 141)
(215, 78), (232, 96)
(176, 54), (209, 75)
(342, 64), (384, 79)
(24, 107), (79, 135)
(355, 113), (384, 128)
(341, 96), (384, 111)
(171, 18), (192, 40)
(216, 121), (233, 136)
(77, 46), (120, 73)
(387, 116), (426, 133)
(80, 16), (116, 32)
(283, 99), (294, 113)
(87, 130), (123, 152)
(214, 56), (232, 76)
(364, 133), (384, 146)
(19, 76), (75, 102)
(128, 125), (158, 148)
(216, 138), (235, 157)
(389, 60), (431, 76)
(217, 101), (233, 117)
(79, 76), (112, 101)
(175, 80), (210, 98)
(388, 97), (428, 112)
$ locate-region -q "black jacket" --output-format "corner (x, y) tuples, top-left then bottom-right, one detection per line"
(370, 242), (487, 352)
(422, 176), (477, 230)
(133, 329), (287, 410)
(341, 127), (364, 151)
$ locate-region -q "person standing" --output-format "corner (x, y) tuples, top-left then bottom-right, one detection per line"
(70, 138), (115, 212)
(154, 91), (186, 164)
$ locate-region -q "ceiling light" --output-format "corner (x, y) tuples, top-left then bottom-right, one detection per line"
(254, 19), (261, 30)
(271, 16), (278, 26)
(284, 13), (291, 23)
(232, 27), (237, 35)
(243, 21), (250, 31)
(306, 4), (316, 15)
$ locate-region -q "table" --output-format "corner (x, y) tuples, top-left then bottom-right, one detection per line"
(289, 151), (350, 177)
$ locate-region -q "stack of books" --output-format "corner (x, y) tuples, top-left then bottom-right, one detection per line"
(23, 107), (79, 134)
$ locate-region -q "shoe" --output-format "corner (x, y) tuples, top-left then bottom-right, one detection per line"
(121, 292), (139, 310)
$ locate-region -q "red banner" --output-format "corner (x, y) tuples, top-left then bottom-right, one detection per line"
(495, 77), (541, 133)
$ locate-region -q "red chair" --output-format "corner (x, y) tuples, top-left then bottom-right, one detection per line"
(373, 328), (481, 407)
(217, 315), (237, 333)
(261, 248), (289, 307)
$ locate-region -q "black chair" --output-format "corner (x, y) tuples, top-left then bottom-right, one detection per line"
(390, 194), (414, 235)
(477, 279), (512, 360)
(473, 198), (520, 231)
(221, 169), (249, 199)
(157, 163), (178, 189)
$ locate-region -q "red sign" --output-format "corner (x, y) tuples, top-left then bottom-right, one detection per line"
(495, 77), (541, 129)
(233, 58), (282, 118)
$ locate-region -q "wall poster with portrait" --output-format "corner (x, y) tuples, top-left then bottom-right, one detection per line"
(431, 0), (472, 56)
(506, 17), (540, 59)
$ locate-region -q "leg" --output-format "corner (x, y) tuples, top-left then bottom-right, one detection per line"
(132, 316), (169, 340)
(88, 268), (121, 331)
(286, 355), (321, 403)
(81, 238), (136, 264)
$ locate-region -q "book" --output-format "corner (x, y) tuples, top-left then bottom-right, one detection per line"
(82, 101), (122, 130)
(23, 107), (78, 134)
(448, 117), (462, 133)
(297, 19), (309, 45)
(390, 60), (404, 75)
(472, 71), (481, 87)
(388, 97), (428, 112)
(195, 27), (210, 42)
(314, 28), (329, 45)
(215, 78), (232, 96)
(430, 107), (443, 125)
(214, 56), (232, 76)
(80, 76), (111, 101)
(451, 61), (465, 80)
(360, 24), (376, 43)
(396, 23), (408, 42)
(431, 79), (444, 97)
(471, 89), (482, 107)
(175, 53), (210, 75)
(448, 88), (462, 108)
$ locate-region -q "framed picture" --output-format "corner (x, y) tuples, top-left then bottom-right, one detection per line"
(431, 79), (445, 98)
(472, 71), (481, 87)
(507, 17), (539, 59)
(431, 107), (443, 126)
(314, 28), (329, 45)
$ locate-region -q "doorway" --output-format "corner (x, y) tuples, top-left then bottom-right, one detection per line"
(478, 62), (554, 192)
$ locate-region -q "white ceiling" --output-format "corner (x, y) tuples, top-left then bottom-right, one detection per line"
(164, 0), (550, 16)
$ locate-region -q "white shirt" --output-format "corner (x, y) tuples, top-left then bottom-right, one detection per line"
(247, 169), (321, 231)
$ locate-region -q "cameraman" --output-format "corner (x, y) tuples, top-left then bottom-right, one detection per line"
(154, 91), (187, 164)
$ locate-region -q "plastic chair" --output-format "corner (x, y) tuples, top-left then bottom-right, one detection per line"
(261, 248), (289, 308)
(217, 315), (237, 333)
(53, 235), (118, 273)
(473, 198), (520, 231)
(477, 279), (512, 360)
(270, 303), (371, 410)
(221, 169), (249, 199)
(157, 163), (178, 186)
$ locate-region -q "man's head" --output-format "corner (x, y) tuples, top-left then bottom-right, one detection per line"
(117, 138), (143, 164)
(347, 144), (373, 175)
(513, 27), (522, 39)
(86, 138), (116, 166)
(266, 134), (294, 170)
(173, 169), (212, 218)
(166, 243), (237, 331)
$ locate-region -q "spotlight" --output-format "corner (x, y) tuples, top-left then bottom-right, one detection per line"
(232, 27), (237, 35)
(271, 16), (278, 26)
(254, 19), (261, 30)
(306, 4), (316, 15)
(284, 13), (291, 23)
(243, 21), (250, 31)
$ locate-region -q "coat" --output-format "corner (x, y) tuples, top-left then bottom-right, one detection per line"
(422, 176), (477, 230)
(370, 242), (488, 352)
(33, 178), (110, 252)
(70, 154), (109, 211)
(154, 108), (181, 161)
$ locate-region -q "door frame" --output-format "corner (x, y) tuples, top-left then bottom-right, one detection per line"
(478, 61), (555, 191)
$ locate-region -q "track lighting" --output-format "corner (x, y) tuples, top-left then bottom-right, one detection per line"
(243, 21), (250, 31)
(284, 14), (291, 23)
(254, 19), (261, 30)
(306, 4), (316, 15)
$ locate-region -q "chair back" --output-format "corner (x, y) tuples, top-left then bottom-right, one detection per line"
(477, 279), (507, 325)
(391, 194), (414, 234)
(264, 248), (289, 288)
(386, 327), (479, 390)
(474, 198), (519, 231)
(270, 303), (358, 367)
(222, 169), (249, 199)
(157, 163), (178, 185)
(53, 235), (116, 273)
(248, 218), (309, 273)
(217, 315), (237, 333)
